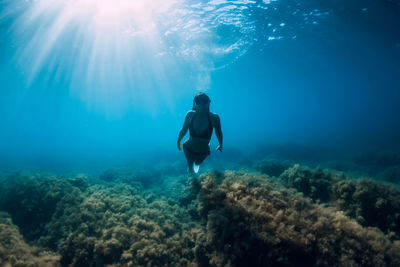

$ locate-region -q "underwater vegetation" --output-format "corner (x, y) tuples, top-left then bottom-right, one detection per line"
(196, 170), (400, 266)
(0, 212), (60, 267)
(281, 165), (400, 239)
(254, 159), (292, 178)
(0, 164), (400, 266)
(0, 172), (87, 241)
(0, 171), (203, 266)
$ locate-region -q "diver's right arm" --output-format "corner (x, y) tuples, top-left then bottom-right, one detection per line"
(177, 111), (193, 150)
(213, 114), (223, 152)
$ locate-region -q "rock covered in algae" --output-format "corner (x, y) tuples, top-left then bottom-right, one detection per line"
(280, 164), (344, 202)
(0, 212), (60, 267)
(333, 178), (400, 239)
(0, 172), (87, 241)
(280, 164), (400, 239)
(254, 159), (291, 177)
(197, 170), (400, 267)
(0, 166), (400, 267)
(44, 183), (203, 266)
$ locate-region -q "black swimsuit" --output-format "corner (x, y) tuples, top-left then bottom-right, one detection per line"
(184, 112), (213, 159)
(189, 112), (213, 140)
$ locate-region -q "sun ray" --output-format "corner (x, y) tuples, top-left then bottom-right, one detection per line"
(3, 0), (259, 116)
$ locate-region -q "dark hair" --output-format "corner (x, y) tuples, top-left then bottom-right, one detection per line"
(192, 92), (211, 111)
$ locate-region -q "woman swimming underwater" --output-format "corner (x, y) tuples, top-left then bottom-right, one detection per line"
(177, 92), (223, 174)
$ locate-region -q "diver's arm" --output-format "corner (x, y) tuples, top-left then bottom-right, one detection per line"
(213, 114), (223, 151)
(177, 111), (192, 150)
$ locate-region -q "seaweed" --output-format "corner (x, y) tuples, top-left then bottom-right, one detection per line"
(280, 164), (343, 202)
(0, 212), (60, 267)
(197, 170), (400, 266)
(0, 172), (84, 241)
(99, 168), (162, 189)
(0, 167), (399, 266)
(44, 183), (203, 266)
(280, 165), (400, 239)
(254, 159), (290, 177)
(333, 179), (400, 239)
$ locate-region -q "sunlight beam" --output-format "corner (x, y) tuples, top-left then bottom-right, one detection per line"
(4, 0), (259, 116)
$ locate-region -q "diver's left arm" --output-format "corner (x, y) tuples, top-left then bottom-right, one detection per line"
(213, 114), (223, 151)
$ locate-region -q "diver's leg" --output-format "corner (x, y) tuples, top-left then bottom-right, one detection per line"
(187, 158), (195, 174)
(183, 143), (195, 174)
(194, 150), (209, 165)
(193, 154), (209, 174)
(194, 156), (207, 165)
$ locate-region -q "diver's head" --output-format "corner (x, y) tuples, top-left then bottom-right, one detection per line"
(192, 92), (211, 112)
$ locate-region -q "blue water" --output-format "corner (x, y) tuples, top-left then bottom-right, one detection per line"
(1, 0), (399, 170)
(1, 1), (400, 266)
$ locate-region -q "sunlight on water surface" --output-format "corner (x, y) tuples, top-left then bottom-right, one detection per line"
(2, 0), (264, 115)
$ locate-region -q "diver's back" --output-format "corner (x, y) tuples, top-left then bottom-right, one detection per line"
(189, 111), (213, 140)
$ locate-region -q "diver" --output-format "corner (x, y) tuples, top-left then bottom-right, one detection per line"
(177, 92), (223, 174)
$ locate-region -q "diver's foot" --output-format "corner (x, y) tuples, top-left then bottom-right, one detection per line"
(187, 160), (196, 175)
(193, 164), (200, 174)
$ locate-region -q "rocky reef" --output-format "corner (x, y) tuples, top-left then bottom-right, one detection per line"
(254, 159), (291, 177)
(197, 170), (400, 266)
(0, 171), (204, 266)
(0, 212), (60, 267)
(0, 165), (399, 266)
(281, 164), (400, 239)
(0, 172), (87, 240)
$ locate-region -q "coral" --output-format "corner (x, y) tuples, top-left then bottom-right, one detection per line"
(197, 170), (400, 266)
(0, 212), (60, 267)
